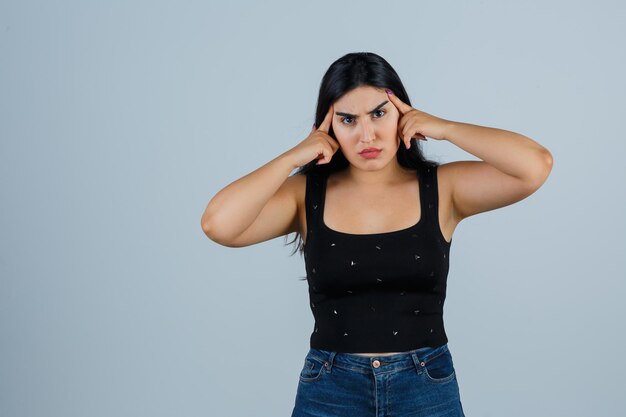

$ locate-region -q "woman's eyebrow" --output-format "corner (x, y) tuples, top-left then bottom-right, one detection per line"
(335, 100), (389, 118)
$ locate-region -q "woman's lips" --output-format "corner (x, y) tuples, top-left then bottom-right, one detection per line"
(359, 149), (381, 159)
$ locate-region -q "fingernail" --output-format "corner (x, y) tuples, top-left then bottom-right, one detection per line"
(385, 89), (394, 95)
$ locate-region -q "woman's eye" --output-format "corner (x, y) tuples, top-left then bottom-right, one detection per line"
(340, 109), (385, 125)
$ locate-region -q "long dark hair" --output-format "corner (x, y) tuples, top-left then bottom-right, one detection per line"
(285, 52), (440, 257)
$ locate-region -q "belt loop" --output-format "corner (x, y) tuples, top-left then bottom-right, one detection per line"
(410, 351), (425, 374)
(324, 351), (337, 371)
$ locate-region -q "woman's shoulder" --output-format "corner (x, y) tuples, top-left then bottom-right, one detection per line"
(287, 171), (317, 239)
(287, 172), (308, 224)
(290, 169), (330, 202)
(435, 161), (469, 192)
(430, 162), (453, 193)
(432, 162), (462, 225)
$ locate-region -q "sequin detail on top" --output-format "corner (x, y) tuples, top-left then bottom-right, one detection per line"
(303, 166), (451, 353)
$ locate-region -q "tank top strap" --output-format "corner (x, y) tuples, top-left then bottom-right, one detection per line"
(306, 167), (440, 238)
(304, 170), (326, 239)
(417, 164), (440, 227)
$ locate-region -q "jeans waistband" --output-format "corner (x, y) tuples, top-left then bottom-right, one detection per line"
(307, 343), (450, 373)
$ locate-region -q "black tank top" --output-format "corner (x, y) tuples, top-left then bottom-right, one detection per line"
(303, 165), (452, 353)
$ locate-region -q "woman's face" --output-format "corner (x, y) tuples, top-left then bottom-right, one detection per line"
(331, 85), (401, 169)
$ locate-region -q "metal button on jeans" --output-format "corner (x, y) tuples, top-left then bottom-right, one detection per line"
(372, 360), (381, 368)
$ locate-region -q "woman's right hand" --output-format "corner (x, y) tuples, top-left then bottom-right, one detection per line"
(286, 104), (340, 168)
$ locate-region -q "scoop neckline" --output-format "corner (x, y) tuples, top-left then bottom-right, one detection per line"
(319, 170), (424, 238)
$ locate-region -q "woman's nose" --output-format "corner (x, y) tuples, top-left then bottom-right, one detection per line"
(359, 120), (376, 142)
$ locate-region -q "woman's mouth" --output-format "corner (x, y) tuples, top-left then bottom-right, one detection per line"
(359, 148), (382, 159)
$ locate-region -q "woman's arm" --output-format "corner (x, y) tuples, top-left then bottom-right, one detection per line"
(200, 151), (299, 247)
(201, 105), (338, 247)
(441, 122), (554, 220)
(385, 89), (553, 221)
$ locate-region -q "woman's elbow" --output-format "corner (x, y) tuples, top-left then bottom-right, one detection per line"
(528, 148), (554, 189)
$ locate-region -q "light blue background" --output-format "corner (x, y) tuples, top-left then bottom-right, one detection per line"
(2, 1), (624, 416)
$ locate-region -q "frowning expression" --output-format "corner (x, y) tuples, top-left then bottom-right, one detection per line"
(331, 85), (401, 166)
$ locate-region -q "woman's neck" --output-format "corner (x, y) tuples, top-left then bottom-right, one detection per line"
(342, 160), (414, 188)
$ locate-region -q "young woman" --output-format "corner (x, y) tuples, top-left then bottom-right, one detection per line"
(201, 52), (553, 417)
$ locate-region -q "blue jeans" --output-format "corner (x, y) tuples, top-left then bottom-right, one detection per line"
(291, 343), (465, 417)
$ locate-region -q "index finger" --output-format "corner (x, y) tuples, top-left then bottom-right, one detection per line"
(386, 89), (412, 115)
(318, 103), (334, 133)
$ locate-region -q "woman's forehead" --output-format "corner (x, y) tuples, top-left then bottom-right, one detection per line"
(335, 86), (388, 112)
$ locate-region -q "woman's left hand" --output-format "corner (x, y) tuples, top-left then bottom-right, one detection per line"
(385, 89), (451, 149)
